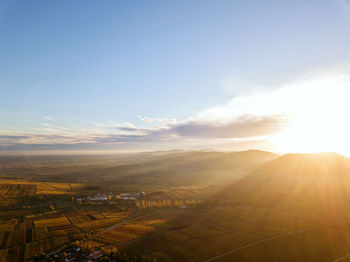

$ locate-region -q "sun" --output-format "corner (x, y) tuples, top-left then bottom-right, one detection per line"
(273, 116), (349, 154)
(270, 77), (350, 155)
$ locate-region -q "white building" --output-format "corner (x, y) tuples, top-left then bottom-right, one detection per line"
(88, 194), (107, 201)
(119, 192), (145, 200)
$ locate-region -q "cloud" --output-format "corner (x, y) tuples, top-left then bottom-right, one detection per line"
(0, 135), (29, 139)
(0, 114), (286, 150)
(137, 115), (177, 128)
(44, 116), (56, 121)
(3, 69), (350, 152)
(165, 115), (287, 139)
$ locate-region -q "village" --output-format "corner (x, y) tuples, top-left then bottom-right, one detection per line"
(75, 192), (146, 205)
(41, 192), (147, 262)
(42, 190), (200, 261)
(46, 244), (104, 262)
(44, 240), (118, 262)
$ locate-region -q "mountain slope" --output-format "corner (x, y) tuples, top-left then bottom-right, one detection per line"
(109, 149), (278, 186)
(216, 152), (350, 210)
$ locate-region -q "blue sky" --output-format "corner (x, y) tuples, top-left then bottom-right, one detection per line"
(1, 0), (350, 153)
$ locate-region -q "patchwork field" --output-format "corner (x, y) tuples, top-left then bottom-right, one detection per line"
(0, 183), (36, 197)
(2, 152), (350, 261)
(0, 207), (133, 261)
(0, 180), (82, 208)
(4, 182), (350, 262)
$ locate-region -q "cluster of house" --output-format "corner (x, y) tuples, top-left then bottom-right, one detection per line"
(48, 245), (105, 262)
(75, 192), (146, 203)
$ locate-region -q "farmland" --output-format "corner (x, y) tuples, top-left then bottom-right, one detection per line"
(0, 176), (135, 261)
(91, 205), (350, 262)
(2, 152), (350, 261)
(0, 179), (82, 209)
(0, 205), (133, 261)
(0, 174), (211, 261)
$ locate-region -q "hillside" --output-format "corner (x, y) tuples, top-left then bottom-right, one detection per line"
(217, 152), (350, 211)
(0, 150), (277, 187)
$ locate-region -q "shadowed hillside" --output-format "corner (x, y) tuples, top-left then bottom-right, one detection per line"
(216, 152), (350, 212)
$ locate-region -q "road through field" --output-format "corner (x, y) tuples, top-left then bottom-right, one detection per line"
(94, 207), (141, 237)
(333, 253), (350, 262)
(203, 221), (350, 262)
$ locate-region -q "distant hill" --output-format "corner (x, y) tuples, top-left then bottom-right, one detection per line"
(137, 149), (277, 171)
(216, 152), (350, 211)
(109, 149), (278, 186)
(0, 150), (278, 187)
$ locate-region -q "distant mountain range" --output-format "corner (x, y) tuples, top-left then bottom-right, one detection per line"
(0, 150), (278, 186)
(108, 149), (278, 186)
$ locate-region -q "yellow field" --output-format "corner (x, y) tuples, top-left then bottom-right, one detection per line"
(0, 221), (15, 233)
(0, 183), (35, 198)
(0, 180), (81, 200)
(0, 205), (137, 261)
(102, 211), (131, 218)
(94, 213), (165, 245)
(68, 211), (104, 224)
(76, 217), (121, 231)
(36, 182), (80, 195)
(34, 216), (70, 227)
(95, 223), (154, 244)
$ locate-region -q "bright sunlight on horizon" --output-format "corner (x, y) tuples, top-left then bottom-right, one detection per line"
(3, 2), (350, 262)
(269, 72), (350, 155)
(1, 0), (350, 156)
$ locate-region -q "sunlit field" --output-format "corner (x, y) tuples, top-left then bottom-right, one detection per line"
(1, 151), (350, 261)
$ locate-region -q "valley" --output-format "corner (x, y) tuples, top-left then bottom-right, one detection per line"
(2, 151), (350, 261)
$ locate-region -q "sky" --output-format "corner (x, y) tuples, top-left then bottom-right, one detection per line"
(1, 0), (350, 154)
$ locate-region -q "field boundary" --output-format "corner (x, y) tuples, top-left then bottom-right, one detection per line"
(203, 221), (350, 262)
(64, 214), (83, 233)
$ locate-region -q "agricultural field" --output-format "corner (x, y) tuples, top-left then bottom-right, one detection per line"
(0, 212), (80, 261)
(91, 205), (350, 262)
(2, 152), (350, 261)
(0, 181), (135, 262)
(0, 179), (81, 208)
(0, 182), (36, 197)
(0, 181), (36, 207)
(35, 182), (80, 195)
(0, 209), (133, 261)
(68, 211), (131, 232)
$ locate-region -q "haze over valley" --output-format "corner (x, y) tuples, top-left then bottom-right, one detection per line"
(2, 0), (350, 261)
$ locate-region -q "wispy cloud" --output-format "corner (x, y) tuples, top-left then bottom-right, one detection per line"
(0, 114), (287, 151)
(44, 116), (56, 122)
(137, 115), (177, 128)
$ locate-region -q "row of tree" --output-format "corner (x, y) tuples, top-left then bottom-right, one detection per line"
(140, 199), (201, 208)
